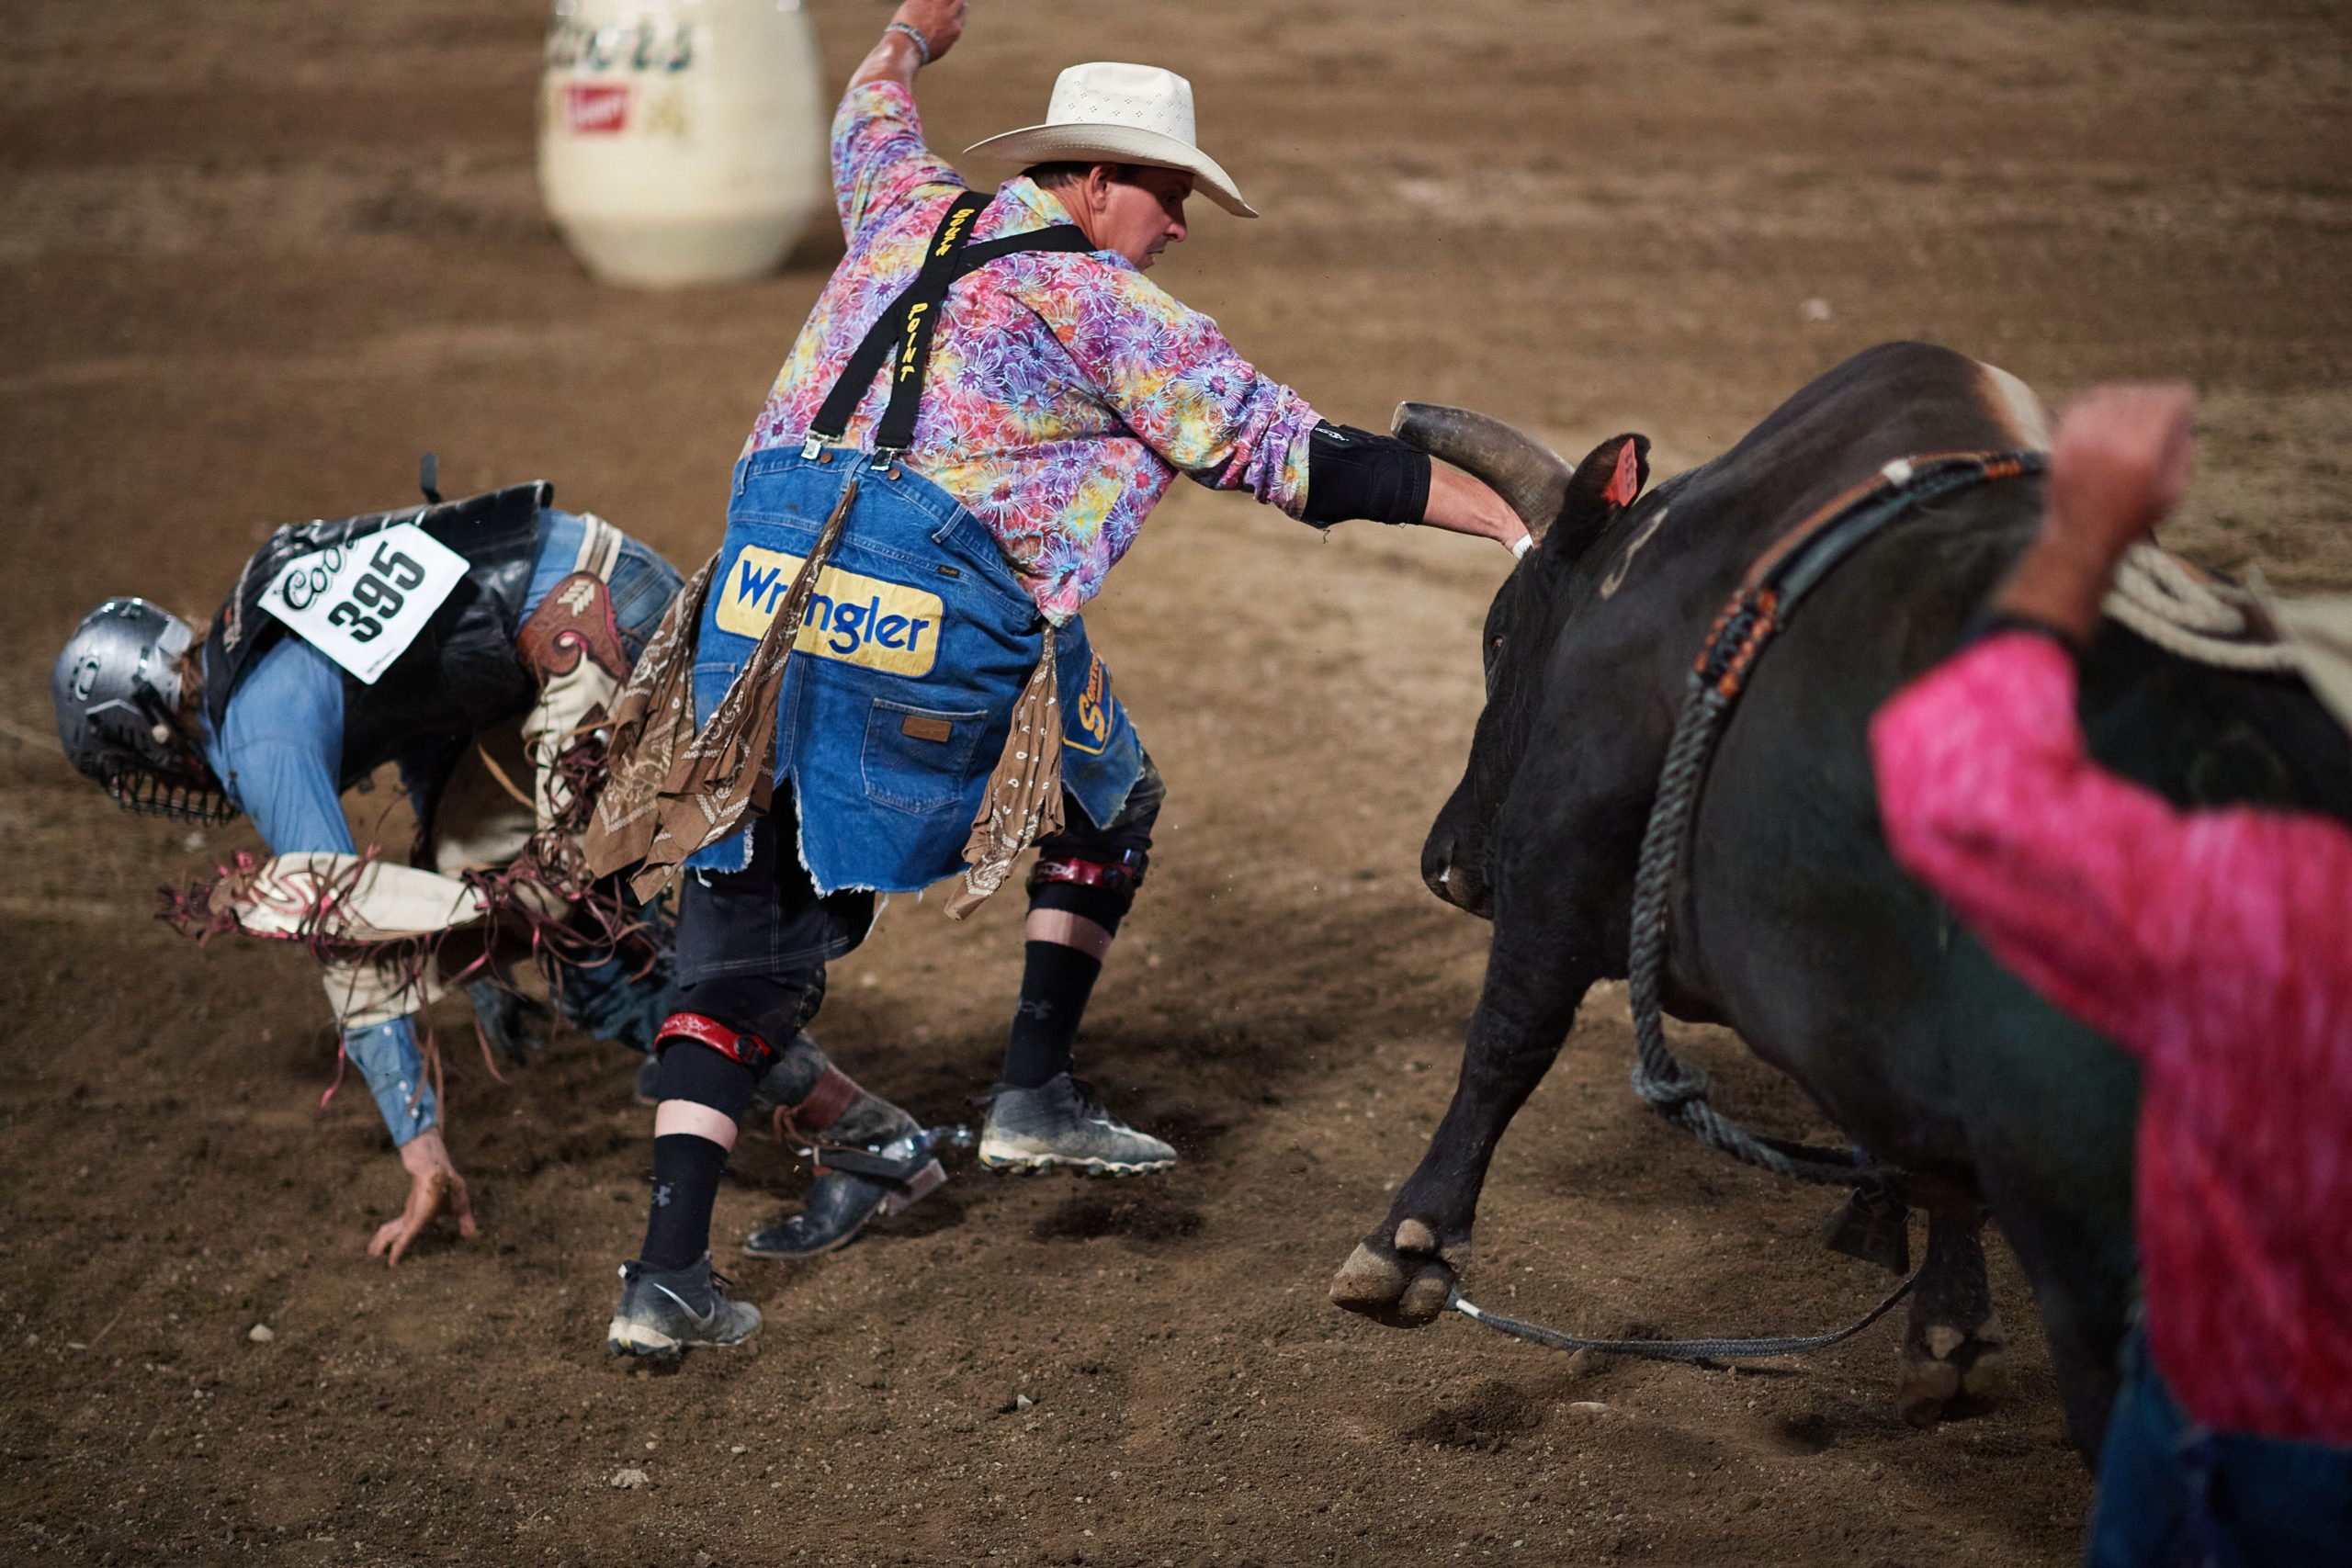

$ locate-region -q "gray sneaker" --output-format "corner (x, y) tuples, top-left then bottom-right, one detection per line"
(605, 1256), (761, 1358)
(978, 1074), (1176, 1176)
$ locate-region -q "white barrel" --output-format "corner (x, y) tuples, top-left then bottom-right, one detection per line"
(537, 0), (826, 288)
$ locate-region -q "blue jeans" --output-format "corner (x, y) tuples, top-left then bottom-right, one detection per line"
(606, 534), (683, 660)
(2086, 1329), (2352, 1567)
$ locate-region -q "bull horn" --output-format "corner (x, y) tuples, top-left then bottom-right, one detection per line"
(1392, 401), (1575, 539)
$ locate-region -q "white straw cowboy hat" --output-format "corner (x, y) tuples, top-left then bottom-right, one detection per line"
(963, 62), (1258, 219)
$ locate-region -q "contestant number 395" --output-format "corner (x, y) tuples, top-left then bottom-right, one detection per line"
(260, 520), (470, 685)
(280, 542), (425, 642)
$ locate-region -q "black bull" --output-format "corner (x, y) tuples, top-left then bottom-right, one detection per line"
(1329, 342), (2352, 1456)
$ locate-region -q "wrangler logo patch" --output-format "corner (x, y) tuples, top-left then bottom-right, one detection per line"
(713, 547), (944, 676)
(1065, 650), (1114, 754)
(900, 715), (954, 743)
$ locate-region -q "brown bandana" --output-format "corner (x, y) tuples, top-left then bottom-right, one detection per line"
(943, 633), (1065, 919)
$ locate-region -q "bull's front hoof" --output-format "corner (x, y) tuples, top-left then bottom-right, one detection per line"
(1896, 1312), (2008, 1426)
(1329, 1218), (1459, 1327)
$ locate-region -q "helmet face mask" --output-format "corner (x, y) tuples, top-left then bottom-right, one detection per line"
(52, 598), (239, 823)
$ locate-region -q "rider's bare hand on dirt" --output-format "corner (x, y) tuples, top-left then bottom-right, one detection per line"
(368, 1129), (478, 1268)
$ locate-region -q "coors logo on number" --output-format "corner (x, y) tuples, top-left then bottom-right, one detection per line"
(563, 84), (631, 134)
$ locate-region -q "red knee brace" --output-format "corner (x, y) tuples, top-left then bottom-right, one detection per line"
(1028, 850), (1147, 895)
(654, 1012), (780, 1074)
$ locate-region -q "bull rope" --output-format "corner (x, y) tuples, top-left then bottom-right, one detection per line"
(2102, 544), (2300, 672)
(1623, 456), (2303, 1191)
(1448, 1270), (1916, 1364)
(1624, 451), (2047, 1187)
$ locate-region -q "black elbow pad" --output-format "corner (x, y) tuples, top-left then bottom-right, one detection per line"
(1303, 422), (1432, 526)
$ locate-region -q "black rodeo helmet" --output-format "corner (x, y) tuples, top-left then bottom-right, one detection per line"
(51, 597), (238, 822)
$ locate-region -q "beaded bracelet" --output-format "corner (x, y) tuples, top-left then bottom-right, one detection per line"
(883, 20), (932, 65)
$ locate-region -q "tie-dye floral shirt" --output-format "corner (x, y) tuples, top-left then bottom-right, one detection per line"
(742, 82), (1321, 624)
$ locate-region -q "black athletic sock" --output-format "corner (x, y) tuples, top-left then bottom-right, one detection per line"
(1000, 940), (1103, 1089)
(639, 1133), (729, 1272)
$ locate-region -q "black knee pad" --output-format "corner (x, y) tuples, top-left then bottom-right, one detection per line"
(652, 1033), (760, 1120)
(652, 964), (825, 1120)
(1028, 761), (1161, 934)
(1026, 857), (1143, 934)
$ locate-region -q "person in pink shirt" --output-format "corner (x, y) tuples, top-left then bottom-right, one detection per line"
(1871, 384), (2352, 1565)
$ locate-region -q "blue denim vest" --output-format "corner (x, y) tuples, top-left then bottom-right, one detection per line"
(686, 447), (1144, 895)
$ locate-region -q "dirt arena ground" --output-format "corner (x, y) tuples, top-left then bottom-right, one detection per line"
(4, 2), (2348, 1562)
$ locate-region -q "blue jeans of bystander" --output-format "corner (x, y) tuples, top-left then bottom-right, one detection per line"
(2085, 1328), (2352, 1567)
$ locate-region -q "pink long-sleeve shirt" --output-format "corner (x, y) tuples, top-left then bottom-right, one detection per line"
(1871, 629), (2352, 1445)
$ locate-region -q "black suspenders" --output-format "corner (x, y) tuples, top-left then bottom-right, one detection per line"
(801, 191), (1096, 468)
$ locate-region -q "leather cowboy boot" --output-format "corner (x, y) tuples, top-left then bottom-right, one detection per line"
(742, 1032), (947, 1258)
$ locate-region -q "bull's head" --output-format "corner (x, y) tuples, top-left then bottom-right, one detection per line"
(1399, 403), (1651, 917)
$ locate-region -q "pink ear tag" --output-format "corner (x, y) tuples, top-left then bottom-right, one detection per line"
(1603, 441), (1643, 508)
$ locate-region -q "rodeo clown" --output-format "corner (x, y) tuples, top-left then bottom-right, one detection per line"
(588, 0), (1531, 1356)
(51, 470), (684, 1266)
